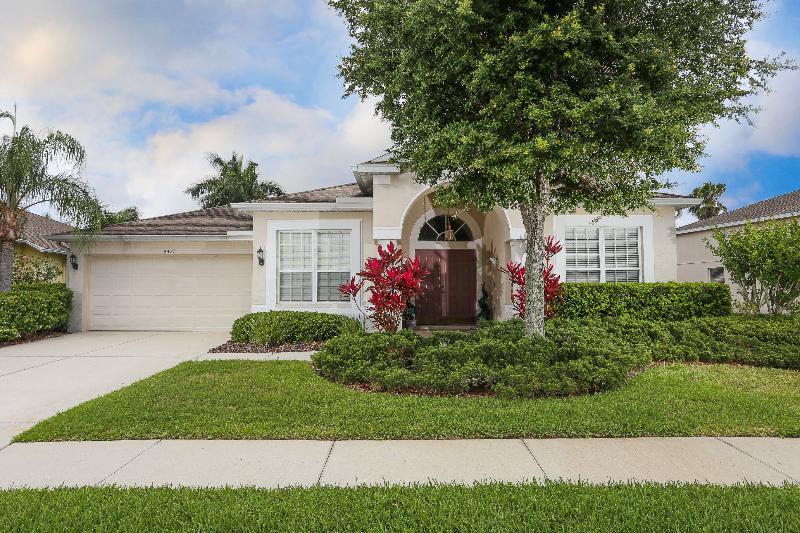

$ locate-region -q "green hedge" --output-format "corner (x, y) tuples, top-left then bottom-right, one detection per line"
(553, 282), (732, 320)
(312, 315), (800, 398)
(0, 283), (73, 341)
(312, 320), (649, 398)
(231, 311), (362, 346)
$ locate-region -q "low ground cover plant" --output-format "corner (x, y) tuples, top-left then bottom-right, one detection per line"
(230, 311), (361, 346)
(0, 283), (72, 341)
(312, 315), (800, 398)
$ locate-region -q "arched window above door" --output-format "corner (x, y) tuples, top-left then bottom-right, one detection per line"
(418, 215), (474, 242)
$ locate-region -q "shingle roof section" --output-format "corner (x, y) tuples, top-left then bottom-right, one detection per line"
(97, 207), (252, 236)
(258, 182), (368, 203)
(18, 211), (74, 254)
(678, 188), (800, 232)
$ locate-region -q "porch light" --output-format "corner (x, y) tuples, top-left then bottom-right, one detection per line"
(256, 247), (265, 266)
(69, 254), (78, 270)
(443, 217), (456, 241)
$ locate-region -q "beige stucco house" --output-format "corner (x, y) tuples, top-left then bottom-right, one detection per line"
(677, 188), (800, 289)
(55, 154), (698, 332)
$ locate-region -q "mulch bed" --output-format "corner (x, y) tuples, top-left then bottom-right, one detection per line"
(0, 331), (68, 349)
(208, 340), (324, 353)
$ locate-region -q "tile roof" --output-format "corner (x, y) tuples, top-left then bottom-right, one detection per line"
(97, 207), (253, 236)
(678, 188), (800, 233)
(18, 211), (74, 254)
(257, 182), (368, 203)
(653, 192), (695, 199)
(360, 151), (396, 165)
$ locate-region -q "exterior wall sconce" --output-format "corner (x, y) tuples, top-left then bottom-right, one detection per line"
(69, 254), (79, 270)
(256, 247), (265, 266)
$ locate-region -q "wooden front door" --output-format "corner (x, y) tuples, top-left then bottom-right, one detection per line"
(416, 249), (477, 325)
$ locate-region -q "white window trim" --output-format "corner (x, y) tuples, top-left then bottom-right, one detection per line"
(265, 219), (362, 313)
(553, 215), (655, 282)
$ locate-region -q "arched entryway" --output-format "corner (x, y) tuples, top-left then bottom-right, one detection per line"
(411, 211), (482, 325)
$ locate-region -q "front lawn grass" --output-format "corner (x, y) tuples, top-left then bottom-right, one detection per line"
(2, 483), (799, 531)
(16, 361), (800, 441)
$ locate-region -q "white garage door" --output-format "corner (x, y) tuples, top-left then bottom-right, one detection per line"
(90, 255), (252, 331)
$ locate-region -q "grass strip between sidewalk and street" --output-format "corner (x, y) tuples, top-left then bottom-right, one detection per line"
(16, 360), (800, 441)
(1, 483), (798, 532)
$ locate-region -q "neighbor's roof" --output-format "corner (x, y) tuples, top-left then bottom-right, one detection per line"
(677, 188), (800, 234)
(96, 207), (253, 236)
(257, 183), (368, 203)
(18, 211), (74, 254)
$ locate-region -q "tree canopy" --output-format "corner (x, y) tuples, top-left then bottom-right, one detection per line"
(689, 182), (728, 220)
(0, 109), (102, 291)
(331, 0), (789, 335)
(100, 206), (140, 228)
(186, 152), (284, 209)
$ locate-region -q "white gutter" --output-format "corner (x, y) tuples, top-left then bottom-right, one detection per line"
(231, 198), (373, 212)
(49, 234), (254, 242)
(17, 238), (69, 254)
(677, 211), (800, 235)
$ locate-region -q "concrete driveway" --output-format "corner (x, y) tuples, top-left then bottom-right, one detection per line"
(0, 331), (228, 447)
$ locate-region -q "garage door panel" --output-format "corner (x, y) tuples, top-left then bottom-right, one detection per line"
(90, 255), (252, 331)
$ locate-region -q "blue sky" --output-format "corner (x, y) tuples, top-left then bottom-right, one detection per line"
(1, 0), (799, 221)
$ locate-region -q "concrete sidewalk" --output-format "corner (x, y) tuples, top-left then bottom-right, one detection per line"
(0, 437), (796, 489)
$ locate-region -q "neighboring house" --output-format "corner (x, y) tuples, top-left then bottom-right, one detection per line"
(15, 211), (74, 282)
(677, 188), (800, 288)
(53, 153), (699, 332)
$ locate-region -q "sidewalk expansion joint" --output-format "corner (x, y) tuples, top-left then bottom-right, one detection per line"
(520, 439), (548, 481)
(98, 439), (163, 486)
(316, 440), (336, 485)
(714, 437), (798, 483)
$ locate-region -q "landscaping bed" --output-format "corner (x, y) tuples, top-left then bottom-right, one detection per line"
(1, 483), (798, 531)
(0, 330), (67, 349)
(0, 283), (72, 342)
(16, 360), (800, 441)
(208, 340), (323, 354)
(312, 315), (800, 398)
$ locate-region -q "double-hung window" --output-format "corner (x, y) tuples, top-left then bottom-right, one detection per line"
(565, 227), (641, 282)
(278, 230), (351, 303)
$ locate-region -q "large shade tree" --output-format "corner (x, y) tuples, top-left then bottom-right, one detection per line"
(331, 0), (788, 336)
(100, 206), (140, 228)
(0, 110), (103, 292)
(186, 152), (285, 209)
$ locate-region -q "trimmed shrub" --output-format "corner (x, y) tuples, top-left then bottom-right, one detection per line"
(553, 282), (732, 320)
(312, 319), (649, 398)
(0, 283), (72, 339)
(230, 311), (362, 346)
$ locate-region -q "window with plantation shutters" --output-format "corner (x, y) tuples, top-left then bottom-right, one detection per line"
(278, 230), (351, 303)
(565, 226), (641, 283)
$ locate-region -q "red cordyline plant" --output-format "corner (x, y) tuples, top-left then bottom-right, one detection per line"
(339, 241), (429, 332)
(497, 236), (563, 318)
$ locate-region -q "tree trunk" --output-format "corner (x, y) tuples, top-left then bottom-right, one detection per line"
(519, 174), (550, 337)
(0, 240), (13, 292)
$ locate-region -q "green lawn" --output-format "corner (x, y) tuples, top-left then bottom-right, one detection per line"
(2, 484), (798, 531)
(17, 361), (800, 441)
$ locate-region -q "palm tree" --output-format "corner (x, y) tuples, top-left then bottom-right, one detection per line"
(689, 182), (728, 220)
(0, 109), (103, 292)
(185, 152), (284, 209)
(100, 206), (140, 228)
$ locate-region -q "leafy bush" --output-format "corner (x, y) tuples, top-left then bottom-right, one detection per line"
(312, 319), (649, 398)
(313, 314), (800, 398)
(553, 282), (732, 320)
(231, 311), (362, 346)
(12, 254), (62, 285)
(708, 221), (800, 314)
(0, 283), (72, 339)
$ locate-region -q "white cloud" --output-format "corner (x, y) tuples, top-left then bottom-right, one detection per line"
(0, 0), (391, 218)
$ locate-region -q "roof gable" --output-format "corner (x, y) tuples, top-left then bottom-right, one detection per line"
(18, 211), (74, 254)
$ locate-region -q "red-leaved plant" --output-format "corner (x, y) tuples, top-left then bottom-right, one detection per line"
(339, 242), (429, 332)
(497, 236), (563, 318)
